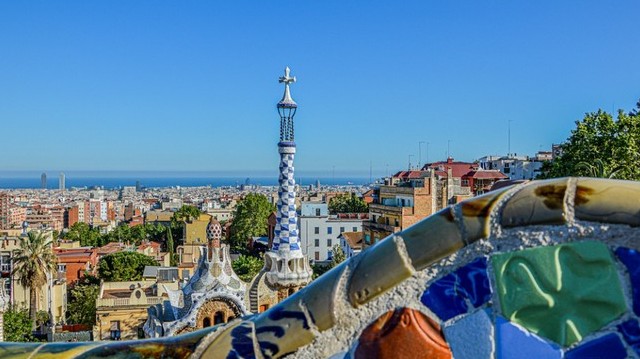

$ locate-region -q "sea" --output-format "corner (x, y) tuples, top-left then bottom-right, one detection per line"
(0, 174), (372, 189)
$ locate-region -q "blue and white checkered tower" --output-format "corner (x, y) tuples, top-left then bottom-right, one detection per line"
(264, 67), (313, 289)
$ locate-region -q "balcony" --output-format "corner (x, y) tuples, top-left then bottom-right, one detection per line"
(96, 296), (164, 308)
(363, 221), (400, 234)
(369, 203), (414, 216)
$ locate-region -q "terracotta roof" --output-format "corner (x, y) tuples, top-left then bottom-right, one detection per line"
(341, 232), (363, 250)
(463, 170), (508, 180)
(392, 170), (428, 180)
(422, 158), (479, 178)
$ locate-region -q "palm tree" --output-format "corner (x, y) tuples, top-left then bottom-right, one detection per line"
(11, 231), (57, 329)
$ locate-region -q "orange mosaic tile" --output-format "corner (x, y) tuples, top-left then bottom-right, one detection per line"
(355, 308), (451, 359)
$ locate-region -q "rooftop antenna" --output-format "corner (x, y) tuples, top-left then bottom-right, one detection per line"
(447, 140), (451, 159)
(418, 141), (425, 169)
(408, 154), (414, 170)
(508, 120), (513, 156)
(426, 141), (430, 164)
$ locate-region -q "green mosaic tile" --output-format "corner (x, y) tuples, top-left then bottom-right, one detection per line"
(491, 241), (626, 347)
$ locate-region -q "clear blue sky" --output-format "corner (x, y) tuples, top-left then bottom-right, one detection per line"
(1, 1), (638, 177)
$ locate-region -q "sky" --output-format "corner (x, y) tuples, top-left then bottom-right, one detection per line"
(1, 1), (639, 177)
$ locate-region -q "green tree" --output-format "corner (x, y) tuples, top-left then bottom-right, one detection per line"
(539, 102), (640, 180)
(67, 275), (100, 326)
(330, 244), (346, 267)
(312, 245), (347, 279)
(172, 205), (202, 224)
(98, 251), (159, 281)
(11, 231), (57, 327)
(3, 306), (35, 342)
(229, 194), (275, 251)
(328, 193), (368, 214)
(312, 263), (330, 279)
(166, 228), (177, 266)
(231, 255), (264, 282)
(64, 222), (101, 247)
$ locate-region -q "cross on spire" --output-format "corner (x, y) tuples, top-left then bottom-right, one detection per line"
(279, 66), (296, 85)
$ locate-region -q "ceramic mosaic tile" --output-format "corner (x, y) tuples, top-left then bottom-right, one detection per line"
(564, 333), (628, 359)
(421, 257), (491, 321)
(4, 177), (640, 358)
(615, 247), (640, 316)
(492, 241), (626, 346)
(617, 319), (640, 355)
(495, 316), (561, 359)
(355, 308), (451, 359)
(443, 309), (493, 359)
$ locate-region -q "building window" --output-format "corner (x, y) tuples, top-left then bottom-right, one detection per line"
(327, 251), (332, 259)
(327, 227), (332, 235)
(315, 208), (321, 216)
(110, 321), (121, 340)
(314, 239), (320, 247)
(214, 311), (225, 325)
(365, 234), (371, 244)
(314, 227), (319, 234)
(340, 226), (345, 233)
(353, 227), (358, 232)
(315, 252), (319, 261)
(395, 219), (399, 227)
(327, 239), (332, 247)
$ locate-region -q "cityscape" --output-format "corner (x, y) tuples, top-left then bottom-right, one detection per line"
(1, 1), (640, 358)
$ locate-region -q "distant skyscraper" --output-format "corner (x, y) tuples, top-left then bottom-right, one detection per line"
(59, 172), (65, 191)
(135, 180), (141, 192)
(41, 173), (47, 189)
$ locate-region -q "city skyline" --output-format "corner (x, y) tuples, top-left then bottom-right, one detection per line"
(1, 1), (639, 173)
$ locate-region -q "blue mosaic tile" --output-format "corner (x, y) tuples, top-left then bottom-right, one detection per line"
(420, 257), (491, 321)
(615, 247), (640, 316)
(618, 319), (640, 355)
(495, 316), (561, 359)
(444, 309), (493, 359)
(564, 333), (627, 359)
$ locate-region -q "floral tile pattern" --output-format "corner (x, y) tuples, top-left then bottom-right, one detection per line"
(492, 241), (626, 346)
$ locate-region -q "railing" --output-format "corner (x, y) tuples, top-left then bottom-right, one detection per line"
(369, 203), (414, 216)
(363, 221), (400, 233)
(96, 296), (164, 307)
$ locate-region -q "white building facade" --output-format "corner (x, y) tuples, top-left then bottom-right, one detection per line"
(298, 202), (367, 263)
(477, 151), (551, 180)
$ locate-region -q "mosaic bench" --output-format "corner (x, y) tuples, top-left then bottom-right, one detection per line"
(3, 177), (640, 358)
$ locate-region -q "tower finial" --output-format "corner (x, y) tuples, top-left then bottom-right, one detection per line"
(278, 66), (297, 108)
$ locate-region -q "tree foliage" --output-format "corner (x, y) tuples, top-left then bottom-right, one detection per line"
(172, 205), (202, 224)
(3, 307), (35, 342)
(539, 102), (640, 180)
(232, 255), (264, 282)
(313, 244), (347, 279)
(11, 231), (57, 327)
(65, 222), (169, 247)
(229, 194), (275, 251)
(330, 244), (346, 267)
(98, 251), (159, 281)
(67, 275), (99, 326)
(64, 222), (102, 247)
(328, 193), (368, 214)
